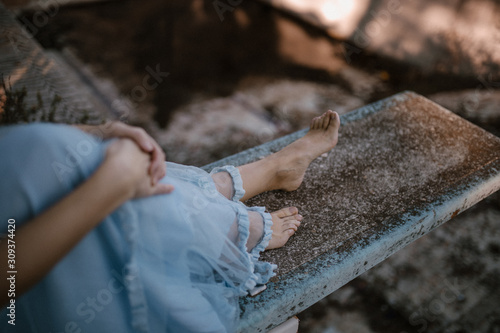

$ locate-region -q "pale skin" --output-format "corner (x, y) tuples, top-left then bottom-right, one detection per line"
(0, 110), (340, 307)
(239, 110), (340, 249)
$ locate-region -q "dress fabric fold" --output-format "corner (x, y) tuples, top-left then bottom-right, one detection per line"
(0, 123), (275, 333)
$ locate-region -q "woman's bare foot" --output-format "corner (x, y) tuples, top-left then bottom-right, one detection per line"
(266, 207), (303, 250)
(237, 110), (340, 202)
(271, 110), (340, 191)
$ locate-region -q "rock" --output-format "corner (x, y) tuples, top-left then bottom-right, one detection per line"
(337, 67), (388, 101)
(256, 0), (372, 40)
(156, 95), (277, 166)
(155, 78), (364, 166)
(429, 89), (500, 131)
(238, 77), (365, 128)
(258, 0), (500, 79)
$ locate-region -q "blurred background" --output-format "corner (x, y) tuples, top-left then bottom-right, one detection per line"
(2, 0), (499, 332)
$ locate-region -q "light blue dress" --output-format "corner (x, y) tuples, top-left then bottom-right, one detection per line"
(0, 123), (275, 333)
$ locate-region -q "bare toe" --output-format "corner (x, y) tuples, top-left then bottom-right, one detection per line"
(321, 111), (331, 129)
(266, 207), (302, 250)
(329, 110), (340, 131)
(269, 110), (341, 192)
(274, 206), (299, 218)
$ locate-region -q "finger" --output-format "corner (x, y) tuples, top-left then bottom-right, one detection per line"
(122, 127), (164, 183)
(153, 183), (175, 195)
(133, 129), (154, 153)
(150, 163), (166, 185)
(149, 146), (166, 182)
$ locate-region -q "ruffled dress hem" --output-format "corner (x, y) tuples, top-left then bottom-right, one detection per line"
(210, 165), (276, 294)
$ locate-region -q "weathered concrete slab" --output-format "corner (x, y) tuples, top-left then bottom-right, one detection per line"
(204, 91), (500, 332)
(0, 3), (108, 122)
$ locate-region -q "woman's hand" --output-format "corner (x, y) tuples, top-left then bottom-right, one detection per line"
(0, 138), (172, 306)
(104, 138), (174, 199)
(74, 122), (166, 185)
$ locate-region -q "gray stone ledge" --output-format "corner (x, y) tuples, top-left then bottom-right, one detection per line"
(203, 92), (500, 332)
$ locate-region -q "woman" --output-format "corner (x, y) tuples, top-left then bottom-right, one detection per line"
(0, 110), (339, 332)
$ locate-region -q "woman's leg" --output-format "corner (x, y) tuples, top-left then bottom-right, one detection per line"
(211, 110), (340, 250)
(245, 207), (303, 250)
(237, 110), (340, 201)
(211, 171), (235, 200)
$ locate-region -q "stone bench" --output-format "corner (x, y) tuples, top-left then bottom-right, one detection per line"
(203, 91), (500, 332)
